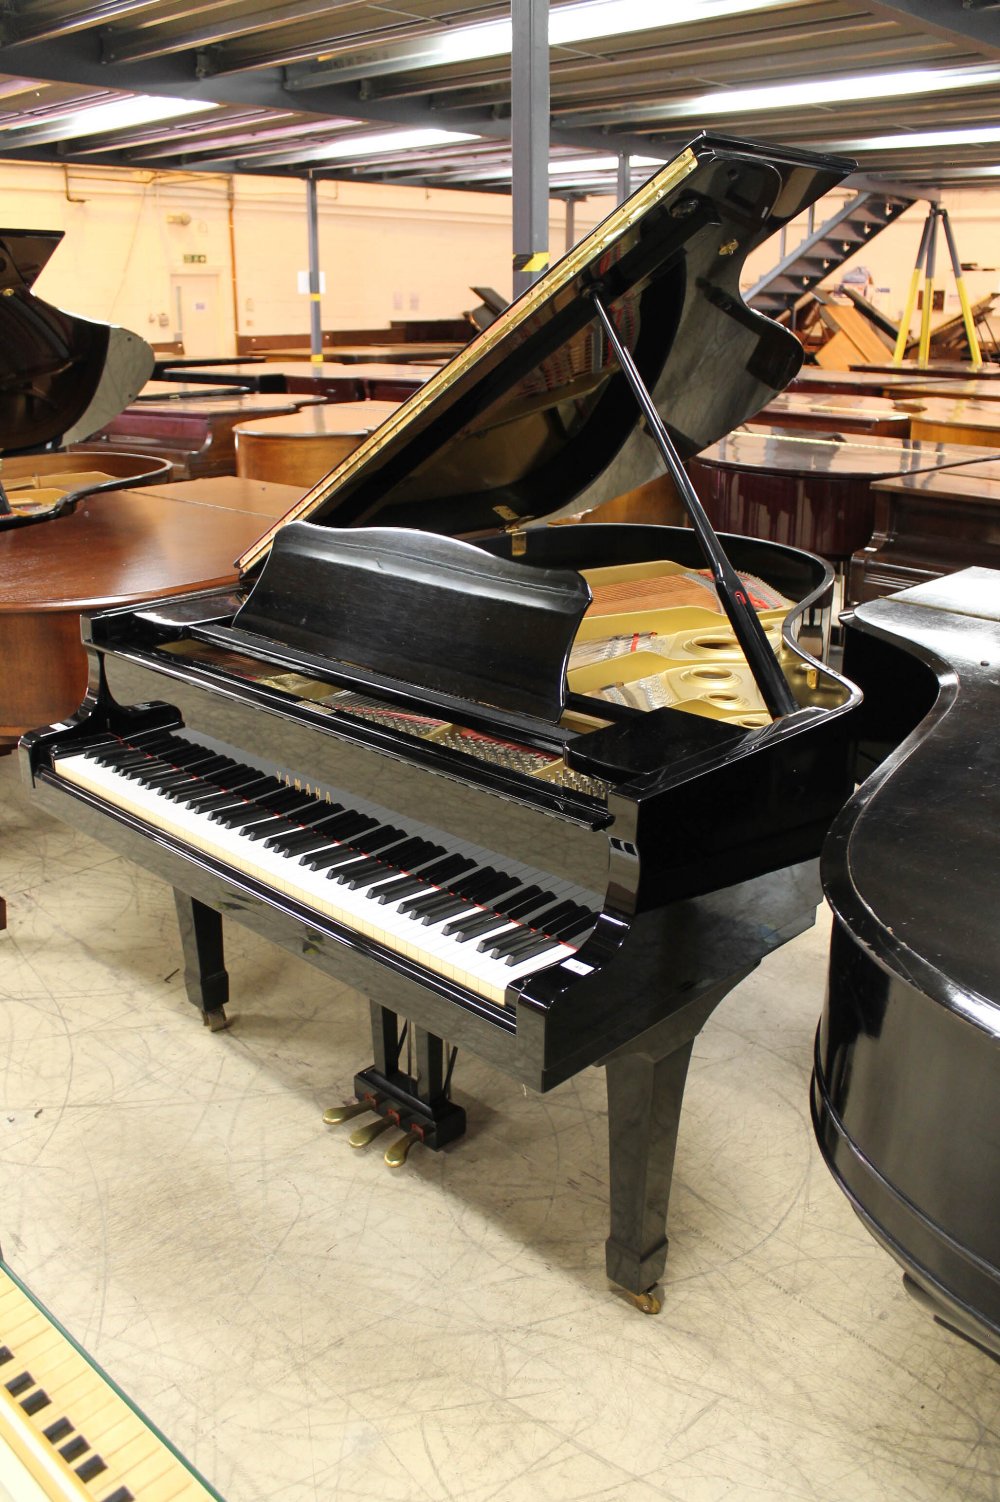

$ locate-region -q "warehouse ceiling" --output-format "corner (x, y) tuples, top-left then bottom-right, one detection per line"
(1, 0), (1000, 195)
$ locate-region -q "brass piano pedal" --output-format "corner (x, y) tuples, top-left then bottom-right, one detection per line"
(348, 1116), (394, 1149)
(202, 1007), (228, 1032)
(384, 1131), (419, 1169)
(322, 1098), (368, 1127)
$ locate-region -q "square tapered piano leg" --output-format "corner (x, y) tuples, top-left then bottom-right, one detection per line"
(172, 890), (229, 1030)
(602, 979), (737, 1312)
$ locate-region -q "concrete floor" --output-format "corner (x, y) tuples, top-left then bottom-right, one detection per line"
(0, 750), (997, 1502)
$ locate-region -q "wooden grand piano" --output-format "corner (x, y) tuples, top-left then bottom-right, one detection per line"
(24, 134), (885, 1313)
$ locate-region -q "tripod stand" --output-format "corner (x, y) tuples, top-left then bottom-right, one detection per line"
(892, 203), (983, 369)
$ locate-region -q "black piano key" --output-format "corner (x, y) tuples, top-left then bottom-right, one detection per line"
(247, 817), (299, 845)
(416, 895), (470, 925)
(20, 1388), (50, 1415)
(412, 854), (475, 888)
(356, 825), (407, 854)
(382, 838), (445, 871)
(477, 925), (525, 956)
(372, 875), (427, 904)
(445, 910), (513, 941)
(185, 789), (250, 813)
(93, 750), (150, 771)
(76, 1456), (108, 1483)
(204, 776), (283, 812)
(301, 810), (374, 844)
(498, 886), (554, 922)
(59, 1436), (89, 1462)
(502, 931), (560, 965)
(303, 846), (365, 873)
(550, 910), (597, 943)
(466, 872), (520, 905)
(181, 787), (245, 812)
(263, 825), (336, 855)
(287, 801), (346, 831)
(211, 799), (285, 828)
(5, 1372), (33, 1397)
(139, 769), (198, 791)
(42, 1417), (73, 1443)
(481, 916), (562, 958)
(516, 899), (579, 935)
(102, 1489), (135, 1502)
(0, 1348), (12, 1366)
(331, 858), (389, 888)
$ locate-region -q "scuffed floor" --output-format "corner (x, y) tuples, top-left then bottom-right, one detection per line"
(1, 751), (996, 1501)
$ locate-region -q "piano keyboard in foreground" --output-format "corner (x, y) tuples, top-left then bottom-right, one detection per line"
(53, 732), (601, 1008)
(0, 1260), (222, 1502)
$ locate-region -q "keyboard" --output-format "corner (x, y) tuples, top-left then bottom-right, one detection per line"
(0, 1260), (221, 1501)
(53, 731), (602, 1008)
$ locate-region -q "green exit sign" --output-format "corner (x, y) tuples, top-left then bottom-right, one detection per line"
(183, 253), (207, 264)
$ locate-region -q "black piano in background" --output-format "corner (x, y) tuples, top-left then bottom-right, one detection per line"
(25, 133), (872, 1313)
(0, 226), (154, 526)
(814, 566), (1000, 1359)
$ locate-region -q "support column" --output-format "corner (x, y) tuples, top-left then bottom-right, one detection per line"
(616, 152), (632, 205)
(306, 172), (323, 364)
(512, 0), (550, 298)
(564, 195), (577, 255)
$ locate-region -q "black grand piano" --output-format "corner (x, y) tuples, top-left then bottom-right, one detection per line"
(0, 226), (155, 524)
(24, 134), (874, 1313)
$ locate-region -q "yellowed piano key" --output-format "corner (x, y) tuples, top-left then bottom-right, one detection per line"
(0, 1261), (224, 1500)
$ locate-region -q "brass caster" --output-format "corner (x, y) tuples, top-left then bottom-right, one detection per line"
(322, 1099), (368, 1126)
(384, 1132), (419, 1169)
(621, 1288), (662, 1316)
(202, 1008), (229, 1032)
(348, 1117), (393, 1149)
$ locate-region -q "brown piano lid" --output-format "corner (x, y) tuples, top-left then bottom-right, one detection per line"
(692, 430), (997, 477)
(239, 132), (854, 573)
(0, 227), (154, 453)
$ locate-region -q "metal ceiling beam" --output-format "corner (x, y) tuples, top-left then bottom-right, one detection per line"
(102, 0), (366, 66)
(1, 31), (659, 160)
(0, 1), (167, 45)
(863, 1), (1000, 57)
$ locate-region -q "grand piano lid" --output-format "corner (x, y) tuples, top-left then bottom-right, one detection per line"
(0, 226), (154, 454)
(239, 133), (854, 574)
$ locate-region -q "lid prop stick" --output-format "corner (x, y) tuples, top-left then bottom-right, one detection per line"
(590, 291), (798, 720)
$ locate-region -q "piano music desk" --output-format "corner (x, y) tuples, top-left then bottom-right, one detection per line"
(163, 362), (437, 404)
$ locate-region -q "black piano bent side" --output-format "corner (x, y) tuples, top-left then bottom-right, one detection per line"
(24, 133), (870, 1314)
(814, 566), (1000, 1360)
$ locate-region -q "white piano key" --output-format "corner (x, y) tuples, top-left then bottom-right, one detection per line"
(55, 747), (587, 1007)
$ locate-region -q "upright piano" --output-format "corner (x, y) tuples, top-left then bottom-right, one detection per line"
(25, 134), (876, 1312)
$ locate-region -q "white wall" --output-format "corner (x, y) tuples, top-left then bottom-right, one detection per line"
(4, 156), (999, 354)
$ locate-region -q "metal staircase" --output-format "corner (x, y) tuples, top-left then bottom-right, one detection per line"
(747, 178), (932, 319)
